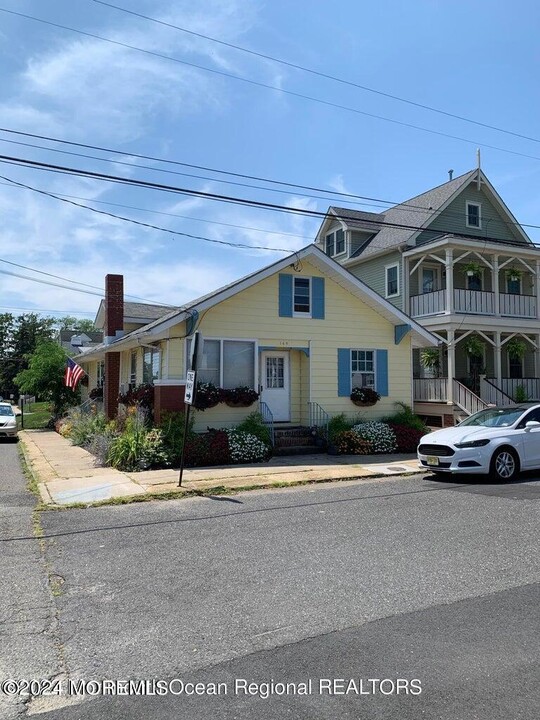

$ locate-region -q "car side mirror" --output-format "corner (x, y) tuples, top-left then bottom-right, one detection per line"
(525, 420), (540, 430)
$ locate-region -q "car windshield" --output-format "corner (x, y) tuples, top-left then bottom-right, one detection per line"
(0, 405), (14, 416)
(459, 407), (525, 427)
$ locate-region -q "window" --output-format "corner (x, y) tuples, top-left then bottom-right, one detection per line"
(293, 277), (311, 315)
(351, 350), (375, 389)
(508, 354), (523, 379)
(129, 351), (137, 388)
(187, 338), (256, 389)
(421, 267), (439, 294)
(467, 272), (482, 291)
(143, 348), (161, 384)
(385, 264), (399, 297)
(466, 202), (481, 229)
(507, 277), (521, 295)
(97, 361), (105, 389)
(324, 228), (345, 257)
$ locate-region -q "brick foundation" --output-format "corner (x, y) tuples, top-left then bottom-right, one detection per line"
(104, 352), (121, 420)
(443, 413), (455, 428)
(154, 385), (186, 424)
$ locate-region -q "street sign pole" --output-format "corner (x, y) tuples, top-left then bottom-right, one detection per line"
(20, 397), (24, 430)
(178, 332), (201, 487)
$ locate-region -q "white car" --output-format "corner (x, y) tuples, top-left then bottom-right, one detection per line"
(418, 404), (540, 481)
(0, 402), (18, 439)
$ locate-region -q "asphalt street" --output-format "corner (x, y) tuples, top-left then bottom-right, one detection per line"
(1, 441), (539, 718)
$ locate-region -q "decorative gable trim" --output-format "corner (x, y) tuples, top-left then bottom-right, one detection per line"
(394, 324), (411, 345)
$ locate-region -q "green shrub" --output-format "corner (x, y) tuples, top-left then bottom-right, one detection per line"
(107, 415), (169, 471)
(159, 410), (195, 465)
(514, 385), (528, 403)
(328, 413), (352, 443)
(235, 411), (272, 449)
(67, 410), (109, 447)
(352, 422), (397, 453)
(382, 402), (427, 432)
(334, 430), (372, 455)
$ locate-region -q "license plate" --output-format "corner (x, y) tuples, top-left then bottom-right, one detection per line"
(426, 456), (439, 466)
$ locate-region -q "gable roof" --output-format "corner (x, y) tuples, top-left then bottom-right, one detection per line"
(94, 300), (177, 328)
(79, 245), (438, 362)
(324, 170), (478, 260)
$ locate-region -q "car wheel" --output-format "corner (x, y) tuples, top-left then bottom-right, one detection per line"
(489, 447), (519, 482)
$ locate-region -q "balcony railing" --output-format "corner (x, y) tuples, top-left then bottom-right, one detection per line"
(413, 378), (448, 402)
(410, 289), (537, 318)
(489, 377), (540, 401)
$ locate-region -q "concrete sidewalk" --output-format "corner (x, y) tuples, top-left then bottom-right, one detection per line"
(19, 430), (424, 507)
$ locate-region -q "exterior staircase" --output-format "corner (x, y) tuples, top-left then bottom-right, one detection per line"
(273, 426), (326, 456)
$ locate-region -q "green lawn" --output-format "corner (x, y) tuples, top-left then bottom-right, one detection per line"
(18, 401), (53, 430)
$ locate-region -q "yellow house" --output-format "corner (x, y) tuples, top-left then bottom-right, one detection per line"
(79, 245), (437, 434)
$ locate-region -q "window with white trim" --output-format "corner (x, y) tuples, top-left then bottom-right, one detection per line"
(129, 351), (137, 388)
(293, 277), (311, 316)
(143, 347), (161, 384)
(187, 338), (256, 389)
(351, 350), (375, 389)
(97, 361), (105, 388)
(325, 228), (345, 257)
(385, 263), (399, 297)
(466, 201), (481, 229)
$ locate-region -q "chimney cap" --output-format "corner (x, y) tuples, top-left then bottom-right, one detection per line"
(448, 169), (454, 180)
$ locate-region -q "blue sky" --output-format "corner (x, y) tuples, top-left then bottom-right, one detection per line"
(1, 0), (540, 319)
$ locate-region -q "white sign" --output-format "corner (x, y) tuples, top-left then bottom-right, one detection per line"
(184, 371), (197, 405)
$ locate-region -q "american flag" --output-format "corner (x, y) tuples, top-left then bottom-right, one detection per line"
(64, 358), (85, 390)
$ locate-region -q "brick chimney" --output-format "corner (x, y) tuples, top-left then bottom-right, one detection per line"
(104, 274), (124, 420)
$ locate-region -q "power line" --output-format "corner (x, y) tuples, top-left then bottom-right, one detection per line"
(0, 305), (95, 315)
(0, 180), (315, 241)
(0, 267), (106, 297)
(92, 0), (540, 148)
(0, 129), (531, 238)
(0, 136), (391, 210)
(0, 127), (429, 211)
(3, 155), (540, 247)
(3, 8), (540, 165)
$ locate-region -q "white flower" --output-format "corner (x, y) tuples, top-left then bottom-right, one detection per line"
(352, 422), (397, 453)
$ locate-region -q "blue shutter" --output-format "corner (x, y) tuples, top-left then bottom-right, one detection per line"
(376, 349), (388, 396)
(312, 277), (325, 319)
(278, 274), (293, 317)
(337, 349), (351, 397)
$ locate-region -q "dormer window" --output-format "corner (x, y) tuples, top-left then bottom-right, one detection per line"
(466, 202), (481, 229)
(325, 228), (345, 257)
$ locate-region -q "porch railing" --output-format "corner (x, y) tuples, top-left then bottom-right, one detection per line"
(453, 380), (488, 416)
(258, 400), (274, 446)
(410, 289), (536, 318)
(413, 378), (448, 402)
(454, 288), (495, 314)
(480, 378), (514, 406)
(499, 293), (536, 318)
(487, 378), (540, 402)
(410, 290), (445, 317)
(308, 401), (329, 440)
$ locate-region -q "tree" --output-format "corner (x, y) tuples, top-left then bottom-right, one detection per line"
(57, 316), (96, 332)
(0, 314), (57, 397)
(15, 341), (80, 416)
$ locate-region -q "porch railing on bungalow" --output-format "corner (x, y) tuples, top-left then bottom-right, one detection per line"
(480, 378), (515, 406)
(258, 400), (274, 446)
(499, 293), (536, 318)
(487, 378), (540, 402)
(308, 401), (329, 440)
(453, 380), (489, 416)
(413, 378), (448, 402)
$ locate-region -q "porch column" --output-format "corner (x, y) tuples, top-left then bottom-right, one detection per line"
(445, 249), (454, 314)
(447, 329), (455, 404)
(536, 334), (540, 378)
(536, 261), (540, 320)
(494, 331), (502, 384)
(492, 255), (500, 316)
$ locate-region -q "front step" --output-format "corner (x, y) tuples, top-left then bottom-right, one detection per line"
(273, 425), (326, 456)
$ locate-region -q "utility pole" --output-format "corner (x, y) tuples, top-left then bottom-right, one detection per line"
(178, 331), (201, 487)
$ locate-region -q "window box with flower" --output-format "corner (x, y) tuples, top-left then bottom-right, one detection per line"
(350, 387), (381, 407)
(193, 381), (222, 410)
(222, 386), (259, 408)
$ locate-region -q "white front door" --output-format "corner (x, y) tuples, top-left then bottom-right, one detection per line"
(260, 352), (290, 421)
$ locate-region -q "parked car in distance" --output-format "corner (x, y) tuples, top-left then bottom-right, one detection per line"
(0, 401), (18, 440)
(418, 404), (540, 481)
